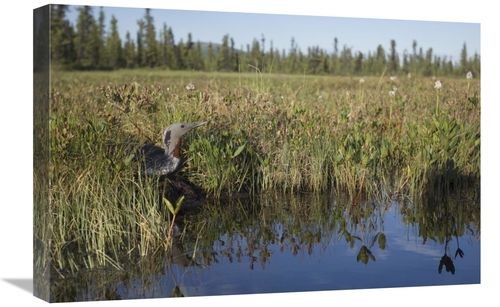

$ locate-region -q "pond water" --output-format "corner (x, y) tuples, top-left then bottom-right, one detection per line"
(48, 192), (480, 302)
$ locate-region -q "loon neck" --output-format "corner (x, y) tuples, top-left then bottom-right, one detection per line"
(169, 137), (182, 159)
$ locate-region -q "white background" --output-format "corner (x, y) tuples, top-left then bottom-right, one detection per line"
(1, 1), (496, 306)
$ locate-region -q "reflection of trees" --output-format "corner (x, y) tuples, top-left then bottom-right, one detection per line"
(399, 190), (479, 275)
(182, 192), (478, 272)
(46, 190), (479, 301)
(179, 194), (392, 268)
(337, 202), (388, 265)
(400, 197), (479, 244)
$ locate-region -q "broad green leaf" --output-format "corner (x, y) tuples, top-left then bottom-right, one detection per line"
(232, 143), (246, 158)
(174, 196), (185, 215)
(163, 198), (175, 215)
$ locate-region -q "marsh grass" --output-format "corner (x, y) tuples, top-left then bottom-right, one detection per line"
(39, 69), (480, 274)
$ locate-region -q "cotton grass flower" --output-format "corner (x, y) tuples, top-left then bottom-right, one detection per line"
(434, 80), (442, 116)
(388, 90), (396, 121)
(358, 79), (365, 103)
(390, 76), (397, 81)
(466, 71), (473, 91)
(186, 83), (195, 91)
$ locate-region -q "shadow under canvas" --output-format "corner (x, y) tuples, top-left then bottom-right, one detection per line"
(3, 279), (33, 294)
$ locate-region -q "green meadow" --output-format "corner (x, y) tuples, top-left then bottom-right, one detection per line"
(35, 69), (480, 274)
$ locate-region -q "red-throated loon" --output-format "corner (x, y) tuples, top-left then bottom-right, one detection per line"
(140, 121), (207, 176)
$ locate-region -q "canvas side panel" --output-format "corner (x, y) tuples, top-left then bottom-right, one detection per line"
(33, 4), (50, 303)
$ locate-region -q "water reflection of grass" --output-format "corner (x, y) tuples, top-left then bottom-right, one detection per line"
(35, 70), (480, 289)
(43, 193), (479, 301)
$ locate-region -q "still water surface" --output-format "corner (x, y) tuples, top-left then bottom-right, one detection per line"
(50, 193), (480, 301)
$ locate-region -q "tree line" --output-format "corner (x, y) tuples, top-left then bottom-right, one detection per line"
(50, 5), (480, 77)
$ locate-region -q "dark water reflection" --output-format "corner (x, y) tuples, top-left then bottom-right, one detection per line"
(48, 193), (480, 302)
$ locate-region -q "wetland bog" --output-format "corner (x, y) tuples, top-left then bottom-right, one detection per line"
(34, 70), (480, 302)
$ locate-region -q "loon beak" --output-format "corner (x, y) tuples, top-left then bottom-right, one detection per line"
(192, 121), (208, 128)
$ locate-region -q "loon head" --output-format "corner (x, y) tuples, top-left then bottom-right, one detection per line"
(163, 121), (208, 157)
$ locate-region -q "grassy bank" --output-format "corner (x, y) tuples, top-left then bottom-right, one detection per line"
(49, 69), (480, 195)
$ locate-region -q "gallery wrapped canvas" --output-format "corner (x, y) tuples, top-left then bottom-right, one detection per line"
(33, 3), (480, 303)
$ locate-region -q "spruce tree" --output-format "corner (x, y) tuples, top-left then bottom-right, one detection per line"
(206, 42), (216, 72)
(75, 6), (96, 69)
(144, 9), (158, 68)
(353, 51), (363, 75)
(50, 5), (75, 68)
(123, 32), (136, 68)
(96, 7), (106, 68)
(460, 42), (468, 75)
(217, 35), (231, 71)
(136, 20), (145, 67)
(106, 15), (123, 69)
(166, 27), (177, 69)
(389, 39), (398, 74)
(422, 48), (433, 76)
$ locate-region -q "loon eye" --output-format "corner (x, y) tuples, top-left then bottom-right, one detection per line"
(181, 124), (185, 128)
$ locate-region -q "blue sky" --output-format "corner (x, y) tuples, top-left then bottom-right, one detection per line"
(65, 4), (480, 64)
